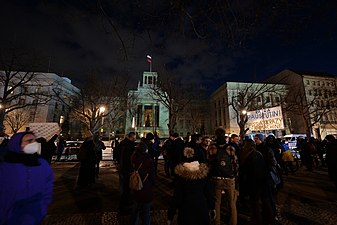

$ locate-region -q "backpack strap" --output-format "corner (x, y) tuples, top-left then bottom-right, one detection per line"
(135, 162), (149, 183)
(143, 173), (149, 183)
(136, 162), (143, 171)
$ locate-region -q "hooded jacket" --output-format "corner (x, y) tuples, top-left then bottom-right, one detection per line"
(0, 132), (54, 225)
(168, 162), (214, 225)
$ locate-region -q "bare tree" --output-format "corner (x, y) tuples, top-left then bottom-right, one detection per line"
(178, 87), (209, 135)
(125, 91), (140, 128)
(54, 70), (129, 136)
(0, 48), (53, 133)
(148, 71), (192, 133)
(4, 109), (31, 134)
(228, 82), (286, 141)
(104, 91), (139, 136)
(285, 87), (334, 139)
(93, 0), (322, 49)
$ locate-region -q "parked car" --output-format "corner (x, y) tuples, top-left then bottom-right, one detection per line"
(283, 134), (313, 149)
(63, 141), (83, 160)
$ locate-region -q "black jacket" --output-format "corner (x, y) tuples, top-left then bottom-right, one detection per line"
(168, 163), (214, 225)
(119, 138), (136, 174)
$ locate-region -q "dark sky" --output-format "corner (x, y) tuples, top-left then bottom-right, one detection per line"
(1, 0), (337, 94)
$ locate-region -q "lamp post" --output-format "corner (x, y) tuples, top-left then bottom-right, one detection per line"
(59, 115), (65, 136)
(240, 109), (248, 142)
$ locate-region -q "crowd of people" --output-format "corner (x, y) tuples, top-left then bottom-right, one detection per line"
(0, 127), (336, 225)
(112, 129), (337, 225)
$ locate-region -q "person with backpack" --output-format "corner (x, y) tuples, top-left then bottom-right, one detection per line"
(209, 144), (239, 225)
(130, 141), (155, 225)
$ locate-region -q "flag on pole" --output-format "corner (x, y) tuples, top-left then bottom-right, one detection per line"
(147, 54), (152, 63)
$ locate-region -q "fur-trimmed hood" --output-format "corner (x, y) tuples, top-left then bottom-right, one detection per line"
(175, 162), (209, 180)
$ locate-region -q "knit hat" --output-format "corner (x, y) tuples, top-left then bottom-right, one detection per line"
(255, 133), (264, 142)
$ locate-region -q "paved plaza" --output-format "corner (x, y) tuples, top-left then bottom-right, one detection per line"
(42, 160), (337, 225)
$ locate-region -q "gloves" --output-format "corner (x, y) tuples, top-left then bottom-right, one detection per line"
(209, 209), (216, 221)
(167, 220), (172, 225)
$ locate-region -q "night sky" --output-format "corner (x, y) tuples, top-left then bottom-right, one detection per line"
(1, 0), (337, 94)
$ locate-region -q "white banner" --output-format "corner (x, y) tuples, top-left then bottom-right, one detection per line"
(246, 106), (284, 131)
(29, 123), (61, 141)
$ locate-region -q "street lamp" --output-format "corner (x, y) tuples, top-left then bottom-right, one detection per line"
(99, 106), (106, 134)
(99, 106), (106, 115)
(59, 115), (65, 136)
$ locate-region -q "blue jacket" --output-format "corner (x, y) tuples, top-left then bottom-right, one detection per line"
(0, 132), (54, 225)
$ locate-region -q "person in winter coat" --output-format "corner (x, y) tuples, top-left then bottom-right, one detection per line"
(130, 141), (155, 225)
(167, 147), (215, 225)
(325, 135), (337, 190)
(240, 139), (274, 225)
(118, 132), (137, 213)
(253, 134), (278, 224)
(93, 134), (106, 178)
(0, 132), (54, 225)
(76, 136), (97, 187)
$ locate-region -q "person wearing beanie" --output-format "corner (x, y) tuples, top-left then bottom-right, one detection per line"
(167, 147), (215, 225)
(130, 141), (155, 225)
(255, 133), (265, 143)
(0, 132), (54, 225)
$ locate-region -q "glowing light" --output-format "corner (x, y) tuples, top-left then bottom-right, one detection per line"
(99, 106), (106, 114)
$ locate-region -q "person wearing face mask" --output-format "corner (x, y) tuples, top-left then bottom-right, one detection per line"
(0, 132), (54, 225)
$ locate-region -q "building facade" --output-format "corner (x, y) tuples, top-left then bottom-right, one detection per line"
(267, 69), (337, 139)
(211, 81), (288, 136)
(125, 71), (170, 138)
(1, 71), (79, 136)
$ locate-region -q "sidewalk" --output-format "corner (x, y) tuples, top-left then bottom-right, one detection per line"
(42, 161), (337, 225)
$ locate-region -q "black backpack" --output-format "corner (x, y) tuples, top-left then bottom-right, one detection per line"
(215, 147), (234, 178)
